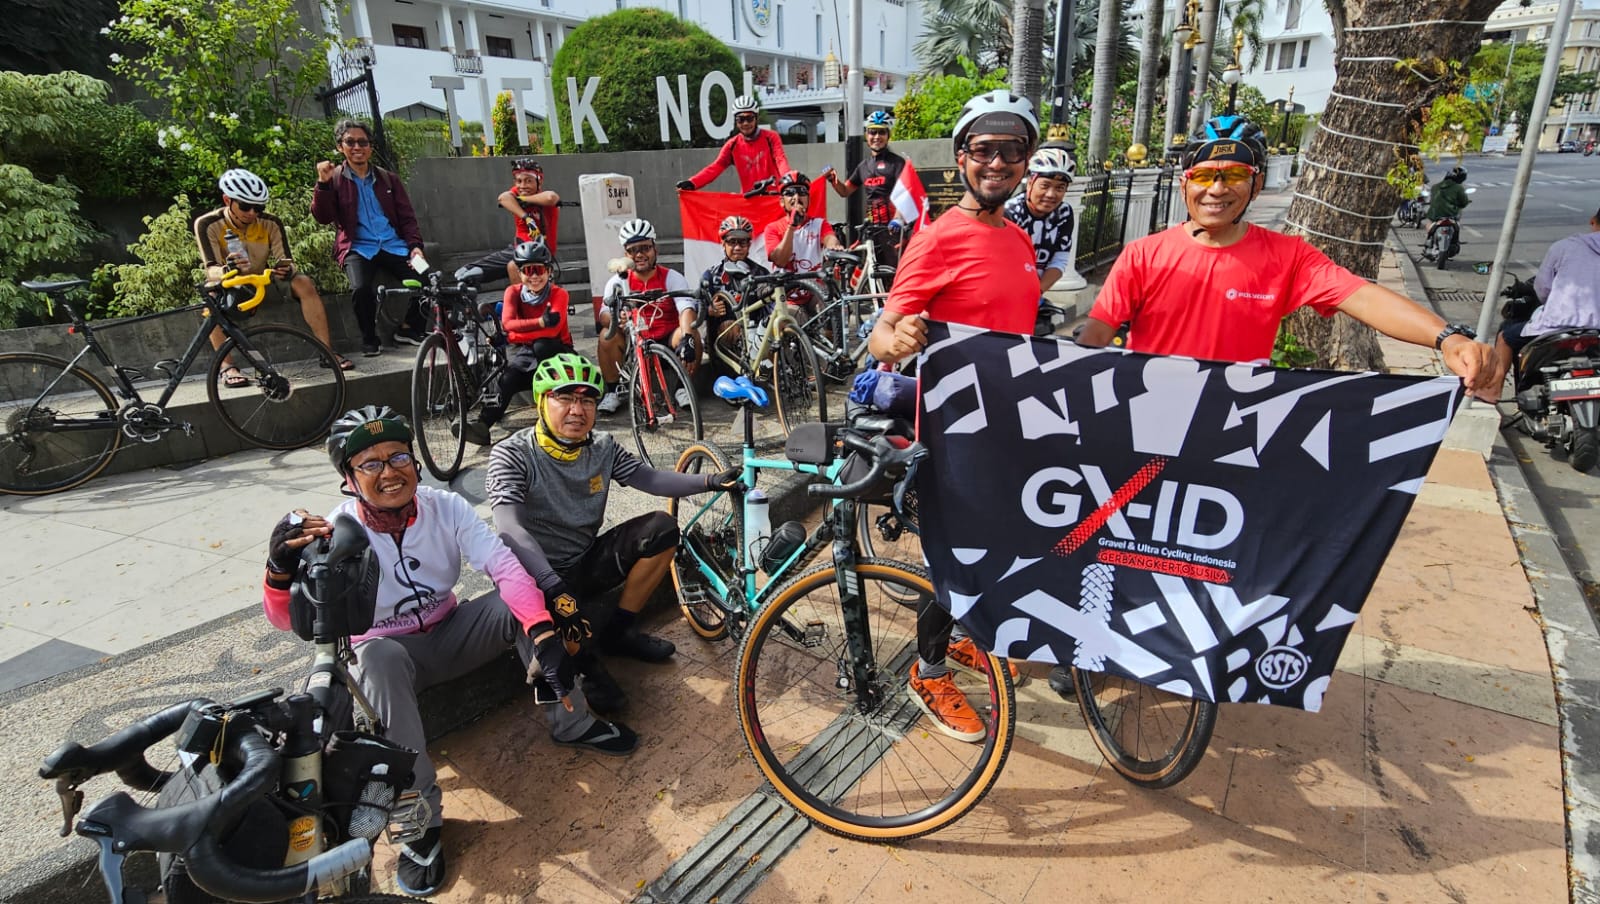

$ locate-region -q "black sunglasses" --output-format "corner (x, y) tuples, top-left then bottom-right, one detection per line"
(964, 141), (1029, 165)
(341, 138), (372, 148)
(234, 201), (265, 213)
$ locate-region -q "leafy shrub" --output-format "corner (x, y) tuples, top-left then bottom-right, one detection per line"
(384, 118), (453, 176)
(892, 58), (1011, 141)
(0, 165), (100, 328)
(489, 91), (540, 155)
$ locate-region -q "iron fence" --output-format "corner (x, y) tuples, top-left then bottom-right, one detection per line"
(1073, 166), (1181, 275)
(316, 54), (394, 171)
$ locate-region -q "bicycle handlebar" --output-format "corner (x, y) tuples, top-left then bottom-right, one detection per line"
(743, 177), (777, 199)
(217, 271), (272, 312)
(809, 431), (927, 499)
(602, 288), (699, 341)
(39, 699), (197, 794)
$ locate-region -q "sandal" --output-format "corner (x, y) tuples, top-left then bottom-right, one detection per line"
(220, 365), (249, 389)
(335, 355), (355, 371)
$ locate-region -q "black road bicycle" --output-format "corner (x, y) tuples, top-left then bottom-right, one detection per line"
(3, 274), (346, 495)
(39, 512), (429, 903)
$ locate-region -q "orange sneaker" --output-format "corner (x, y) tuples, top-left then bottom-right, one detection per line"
(947, 636), (1024, 685)
(908, 662), (986, 742)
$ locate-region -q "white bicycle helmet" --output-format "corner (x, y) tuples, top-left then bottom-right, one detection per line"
(218, 168), (269, 205)
(952, 90), (1039, 155)
(618, 218), (656, 246)
(1028, 148), (1074, 181)
(732, 94), (760, 114)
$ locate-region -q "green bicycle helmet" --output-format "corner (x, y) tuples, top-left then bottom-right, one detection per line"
(327, 405), (414, 475)
(531, 353), (605, 405)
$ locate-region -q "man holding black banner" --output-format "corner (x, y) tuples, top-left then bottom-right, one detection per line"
(867, 89), (1041, 741)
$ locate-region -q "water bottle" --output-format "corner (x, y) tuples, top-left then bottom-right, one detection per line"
(760, 520), (806, 573)
(744, 488), (772, 569)
(223, 229), (245, 270)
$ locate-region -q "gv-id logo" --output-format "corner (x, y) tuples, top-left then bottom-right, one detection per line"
(1254, 645), (1309, 689)
(1022, 464), (1244, 550)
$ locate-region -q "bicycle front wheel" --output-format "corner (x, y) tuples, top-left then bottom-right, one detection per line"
(769, 320), (825, 433)
(0, 352), (121, 495)
(629, 343), (702, 468)
(1072, 668), (1218, 788)
(209, 325), (345, 449)
(736, 559), (1015, 841)
(411, 333), (467, 481)
(669, 442), (740, 640)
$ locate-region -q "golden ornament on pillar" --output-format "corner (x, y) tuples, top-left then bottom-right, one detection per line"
(823, 49), (841, 89)
(1046, 123), (1071, 143)
(1126, 143), (1148, 166)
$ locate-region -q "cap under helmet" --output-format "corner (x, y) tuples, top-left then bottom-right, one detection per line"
(732, 94), (760, 114)
(718, 215), (754, 239)
(218, 168), (269, 205)
(1199, 115), (1267, 166)
(952, 90), (1039, 155)
(1028, 147), (1075, 181)
(618, 218), (656, 246)
(531, 352), (605, 403)
(327, 405), (414, 475)
(513, 240), (554, 266)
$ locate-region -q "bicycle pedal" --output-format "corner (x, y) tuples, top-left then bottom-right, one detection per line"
(384, 790), (432, 846)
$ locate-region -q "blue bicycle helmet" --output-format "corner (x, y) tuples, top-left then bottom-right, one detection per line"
(1200, 114), (1267, 165)
(864, 111), (893, 130)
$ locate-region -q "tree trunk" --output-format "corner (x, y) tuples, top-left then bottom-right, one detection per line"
(1185, 0), (1222, 137)
(1282, 0), (1501, 370)
(1162, 24), (1190, 158)
(1012, 0), (1048, 115)
(1086, 0), (1120, 162)
(1131, 0), (1166, 149)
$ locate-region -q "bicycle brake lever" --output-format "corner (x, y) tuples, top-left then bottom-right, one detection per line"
(53, 777), (83, 838)
(81, 824), (147, 903)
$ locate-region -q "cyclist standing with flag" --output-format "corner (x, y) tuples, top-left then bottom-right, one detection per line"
(676, 95), (791, 193)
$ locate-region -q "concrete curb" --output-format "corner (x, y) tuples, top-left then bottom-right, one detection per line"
(1486, 433), (1600, 903)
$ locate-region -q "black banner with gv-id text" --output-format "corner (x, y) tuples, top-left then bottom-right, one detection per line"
(916, 322), (1461, 711)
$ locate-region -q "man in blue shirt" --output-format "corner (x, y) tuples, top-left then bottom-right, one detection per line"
(311, 119), (431, 356)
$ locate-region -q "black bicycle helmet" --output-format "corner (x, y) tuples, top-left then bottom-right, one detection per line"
(327, 405), (414, 476)
(1198, 114), (1267, 167)
(511, 157), (543, 177)
(513, 240), (554, 267)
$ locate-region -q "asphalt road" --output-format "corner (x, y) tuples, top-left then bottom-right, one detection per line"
(1406, 151), (1600, 608)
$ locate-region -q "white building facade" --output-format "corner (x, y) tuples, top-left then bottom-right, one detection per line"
(1486, 0), (1600, 149)
(1239, 0), (1336, 118)
(310, 0), (922, 144)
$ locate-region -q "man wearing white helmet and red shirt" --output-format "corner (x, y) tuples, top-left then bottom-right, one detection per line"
(595, 218), (698, 413)
(676, 95), (791, 194)
(195, 168), (352, 380)
(867, 89), (1040, 743)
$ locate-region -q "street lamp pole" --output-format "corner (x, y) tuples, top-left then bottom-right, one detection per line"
(1221, 30), (1244, 115)
(1277, 84), (1296, 148)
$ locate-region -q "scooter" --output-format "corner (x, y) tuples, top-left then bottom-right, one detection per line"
(1502, 274), (1600, 473)
(1422, 215), (1460, 269)
(1395, 186), (1429, 228)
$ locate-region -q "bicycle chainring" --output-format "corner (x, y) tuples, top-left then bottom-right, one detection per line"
(118, 402), (173, 443)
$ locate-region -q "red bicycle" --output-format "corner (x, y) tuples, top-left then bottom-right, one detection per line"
(601, 288), (704, 467)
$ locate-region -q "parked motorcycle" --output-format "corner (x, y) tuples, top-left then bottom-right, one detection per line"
(1395, 186), (1429, 229)
(1501, 274), (1600, 473)
(1422, 215), (1460, 269)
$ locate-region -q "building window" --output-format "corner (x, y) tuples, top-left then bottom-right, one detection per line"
(1285, 0), (1301, 31)
(732, 0), (740, 40)
(777, 5), (785, 46)
(392, 24), (427, 49)
(679, 0), (687, 16)
(486, 35), (515, 57)
(878, 30), (885, 64)
(815, 14), (823, 54)
(1263, 43), (1276, 70)
(1299, 39), (1310, 68)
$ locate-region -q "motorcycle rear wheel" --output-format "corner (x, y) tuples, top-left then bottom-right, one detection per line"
(1570, 426), (1598, 473)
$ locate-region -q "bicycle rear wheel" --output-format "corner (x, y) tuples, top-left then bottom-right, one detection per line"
(668, 442), (740, 640)
(629, 343), (702, 468)
(736, 559), (1015, 841)
(769, 321), (826, 433)
(1072, 668), (1218, 788)
(411, 333), (467, 481)
(0, 352), (121, 495)
(209, 325), (345, 450)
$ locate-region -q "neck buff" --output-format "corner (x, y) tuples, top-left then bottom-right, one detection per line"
(534, 399), (592, 462)
(357, 496), (417, 539)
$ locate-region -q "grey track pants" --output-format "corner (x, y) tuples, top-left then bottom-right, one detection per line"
(350, 592), (594, 827)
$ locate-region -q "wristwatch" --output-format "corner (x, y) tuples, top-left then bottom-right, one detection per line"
(1434, 323), (1477, 349)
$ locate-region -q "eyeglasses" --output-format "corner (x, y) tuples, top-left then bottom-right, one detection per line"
(234, 201), (265, 213)
(866, 129), (891, 137)
(723, 238), (751, 247)
(549, 392), (599, 410)
(964, 141), (1028, 165)
(340, 138), (372, 148)
(351, 451), (415, 476)
(735, 114), (758, 123)
(781, 188), (809, 198)
(625, 243), (656, 256)
(520, 264), (551, 276)
(1185, 165), (1255, 187)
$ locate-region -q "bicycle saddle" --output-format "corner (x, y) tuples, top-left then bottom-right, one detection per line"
(824, 250), (862, 266)
(713, 375), (769, 408)
(22, 278), (88, 293)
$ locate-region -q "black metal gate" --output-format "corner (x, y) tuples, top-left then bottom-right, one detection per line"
(316, 54), (393, 170)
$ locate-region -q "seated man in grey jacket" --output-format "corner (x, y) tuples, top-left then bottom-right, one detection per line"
(485, 353), (738, 712)
(1483, 207), (1600, 401)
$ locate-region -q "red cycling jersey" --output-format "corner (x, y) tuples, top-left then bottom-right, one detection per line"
(687, 129), (791, 192)
(501, 283), (572, 347)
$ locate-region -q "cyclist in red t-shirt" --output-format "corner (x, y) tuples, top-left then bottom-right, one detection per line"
(868, 89), (1042, 743)
(461, 157), (562, 285)
(676, 95), (791, 193)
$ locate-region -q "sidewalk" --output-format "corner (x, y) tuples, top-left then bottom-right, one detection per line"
(0, 183), (1587, 903)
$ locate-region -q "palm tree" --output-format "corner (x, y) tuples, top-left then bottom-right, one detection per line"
(1186, 0), (1222, 136)
(1131, 0), (1167, 149)
(1013, 0), (1049, 113)
(1086, 0), (1122, 162)
(915, 0), (1014, 74)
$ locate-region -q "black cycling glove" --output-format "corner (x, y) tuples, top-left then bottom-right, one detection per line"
(266, 512), (305, 585)
(547, 583), (593, 646)
(677, 335), (698, 363)
(706, 466), (742, 491)
(676, 179), (695, 191)
(529, 626), (575, 702)
(541, 308), (562, 328)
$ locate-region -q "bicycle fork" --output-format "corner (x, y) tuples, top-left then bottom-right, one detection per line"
(827, 504), (882, 709)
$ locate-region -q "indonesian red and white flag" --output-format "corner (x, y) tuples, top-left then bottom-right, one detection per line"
(893, 159), (932, 233)
(678, 189), (828, 282)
